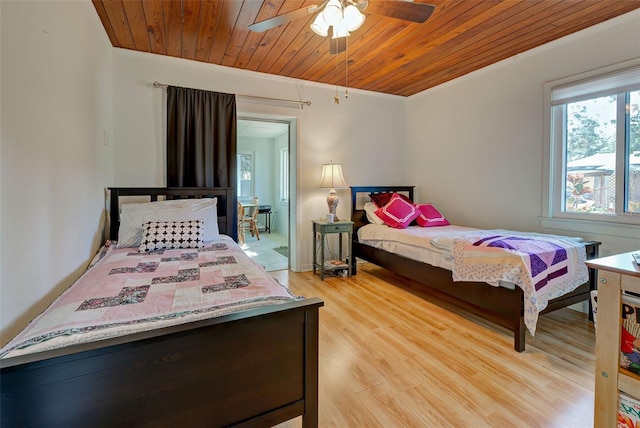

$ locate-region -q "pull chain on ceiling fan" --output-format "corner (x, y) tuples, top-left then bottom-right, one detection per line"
(249, 0), (435, 55)
(334, 34), (350, 104)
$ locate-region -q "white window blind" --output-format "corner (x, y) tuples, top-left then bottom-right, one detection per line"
(551, 65), (640, 105)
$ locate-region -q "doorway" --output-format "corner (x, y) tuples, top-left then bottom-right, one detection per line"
(237, 117), (294, 271)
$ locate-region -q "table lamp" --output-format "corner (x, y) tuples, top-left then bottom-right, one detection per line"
(317, 161), (348, 220)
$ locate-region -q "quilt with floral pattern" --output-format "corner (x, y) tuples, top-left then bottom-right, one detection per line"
(442, 230), (588, 336)
(1, 235), (298, 358)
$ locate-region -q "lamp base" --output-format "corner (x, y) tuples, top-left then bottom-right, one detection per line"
(327, 190), (339, 221)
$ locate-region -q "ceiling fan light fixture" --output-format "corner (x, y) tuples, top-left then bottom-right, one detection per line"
(311, 13), (329, 36)
(310, 0), (365, 41)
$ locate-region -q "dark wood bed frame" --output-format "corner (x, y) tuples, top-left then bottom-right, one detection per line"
(1, 187), (323, 428)
(350, 186), (599, 352)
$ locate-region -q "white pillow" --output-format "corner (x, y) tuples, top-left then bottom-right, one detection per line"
(364, 202), (385, 225)
(138, 220), (204, 252)
(118, 198), (219, 247)
(120, 197), (214, 212)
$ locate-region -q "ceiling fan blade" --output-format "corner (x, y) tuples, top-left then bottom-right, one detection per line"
(366, 1), (435, 23)
(248, 2), (326, 33)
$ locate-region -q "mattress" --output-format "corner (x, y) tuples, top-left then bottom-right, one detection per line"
(357, 224), (478, 271)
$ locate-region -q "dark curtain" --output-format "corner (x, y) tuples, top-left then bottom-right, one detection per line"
(166, 85), (237, 241)
(166, 85), (237, 188)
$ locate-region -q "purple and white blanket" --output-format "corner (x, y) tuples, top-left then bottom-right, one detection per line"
(434, 230), (588, 335)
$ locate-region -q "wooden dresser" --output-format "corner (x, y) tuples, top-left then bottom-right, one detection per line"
(586, 252), (640, 427)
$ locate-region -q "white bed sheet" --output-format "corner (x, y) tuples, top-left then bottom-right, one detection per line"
(357, 224), (514, 287)
(357, 224), (478, 270)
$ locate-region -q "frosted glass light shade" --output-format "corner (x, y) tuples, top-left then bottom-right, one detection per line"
(322, 0), (343, 25)
(344, 5), (364, 31)
(311, 13), (329, 37)
(332, 20), (349, 38)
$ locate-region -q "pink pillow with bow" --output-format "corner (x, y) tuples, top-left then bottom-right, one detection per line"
(374, 193), (420, 228)
(415, 204), (450, 227)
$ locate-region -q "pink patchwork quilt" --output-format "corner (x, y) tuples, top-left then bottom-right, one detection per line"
(1, 235), (299, 358)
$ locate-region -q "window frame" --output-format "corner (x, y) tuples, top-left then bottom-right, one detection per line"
(280, 147), (289, 202)
(542, 58), (640, 237)
(237, 152), (255, 199)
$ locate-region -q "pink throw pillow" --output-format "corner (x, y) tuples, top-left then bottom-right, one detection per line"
(415, 204), (450, 227)
(375, 194), (420, 229)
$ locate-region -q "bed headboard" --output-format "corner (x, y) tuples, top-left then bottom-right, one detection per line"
(350, 186), (415, 236)
(108, 187), (236, 242)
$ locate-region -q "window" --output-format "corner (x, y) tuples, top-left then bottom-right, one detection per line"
(280, 148), (289, 201)
(237, 152), (254, 198)
(546, 61), (640, 228)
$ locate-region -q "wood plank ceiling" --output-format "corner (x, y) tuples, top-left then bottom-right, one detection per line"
(92, 0), (640, 97)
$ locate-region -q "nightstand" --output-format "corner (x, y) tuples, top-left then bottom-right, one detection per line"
(312, 220), (353, 280)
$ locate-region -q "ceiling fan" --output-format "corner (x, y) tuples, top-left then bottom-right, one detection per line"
(248, 0), (435, 54)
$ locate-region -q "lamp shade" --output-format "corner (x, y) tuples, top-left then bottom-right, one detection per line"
(317, 163), (348, 189)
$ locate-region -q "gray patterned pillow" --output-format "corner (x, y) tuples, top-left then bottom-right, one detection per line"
(139, 220), (204, 252)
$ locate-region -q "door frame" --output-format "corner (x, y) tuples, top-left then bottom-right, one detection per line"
(237, 115), (298, 271)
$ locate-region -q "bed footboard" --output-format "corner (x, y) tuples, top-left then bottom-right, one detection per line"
(1, 298), (323, 427)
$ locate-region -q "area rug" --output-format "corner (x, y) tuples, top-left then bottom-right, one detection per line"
(273, 246), (288, 257)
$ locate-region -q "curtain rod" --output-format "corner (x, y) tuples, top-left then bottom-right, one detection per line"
(152, 81), (311, 109)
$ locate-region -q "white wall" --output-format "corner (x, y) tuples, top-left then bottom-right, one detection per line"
(0, 1), (113, 344)
(112, 50), (407, 271)
(407, 9), (640, 258)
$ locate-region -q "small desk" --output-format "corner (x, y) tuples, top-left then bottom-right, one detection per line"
(586, 252), (640, 427)
(258, 205), (271, 233)
(312, 220), (353, 280)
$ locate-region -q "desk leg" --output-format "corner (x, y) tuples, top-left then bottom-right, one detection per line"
(266, 211), (271, 233)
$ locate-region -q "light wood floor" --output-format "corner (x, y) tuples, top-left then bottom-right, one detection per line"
(271, 262), (596, 428)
